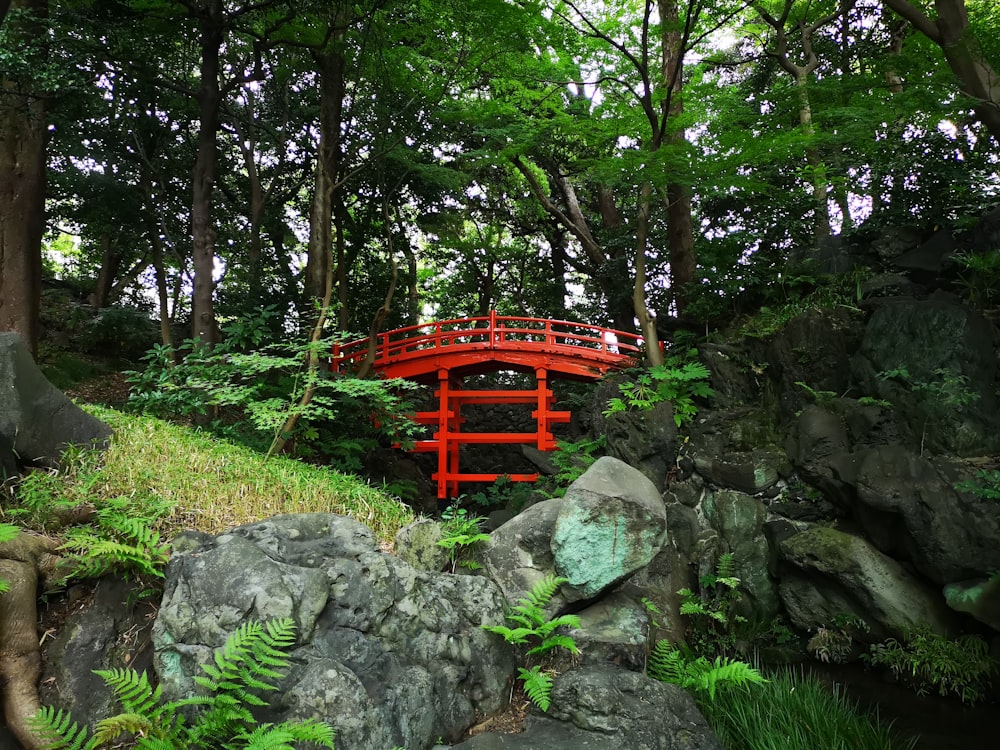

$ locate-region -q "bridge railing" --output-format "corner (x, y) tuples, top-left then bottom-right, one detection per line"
(331, 311), (645, 373)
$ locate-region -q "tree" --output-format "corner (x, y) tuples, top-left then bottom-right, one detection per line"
(0, 0), (46, 358)
(883, 0), (1000, 143)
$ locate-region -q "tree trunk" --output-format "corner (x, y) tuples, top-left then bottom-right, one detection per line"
(882, 0), (1000, 143)
(795, 74), (832, 239)
(305, 45), (347, 319)
(0, 0), (46, 359)
(635, 182), (664, 366)
(190, 3), (223, 344)
(659, 0), (697, 315)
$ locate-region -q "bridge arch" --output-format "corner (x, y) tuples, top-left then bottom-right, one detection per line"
(332, 311), (645, 498)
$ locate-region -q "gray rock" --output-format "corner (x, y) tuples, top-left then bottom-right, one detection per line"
(944, 576), (1000, 631)
(604, 402), (678, 489)
(395, 518), (449, 572)
(39, 577), (157, 730)
(452, 665), (723, 750)
(553, 457), (667, 601)
(154, 513), (516, 750)
(569, 592), (650, 671)
(0, 332), (112, 467)
(778, 526), (956, 642)
(851, 447), (1000, 584)
(700, 490), (779, 620)
(481, 498), (565, 608)
(851, 299), (1000, 455)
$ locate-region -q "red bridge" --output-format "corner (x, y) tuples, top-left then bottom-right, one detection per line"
(332, 311), (645, 498)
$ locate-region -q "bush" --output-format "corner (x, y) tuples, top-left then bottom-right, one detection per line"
(863, 626), (997, 705)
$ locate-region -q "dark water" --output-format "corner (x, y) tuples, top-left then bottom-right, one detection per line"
(811, 662), (998, 750)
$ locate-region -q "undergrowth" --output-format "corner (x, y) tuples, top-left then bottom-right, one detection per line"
(698, 667), (917, 750)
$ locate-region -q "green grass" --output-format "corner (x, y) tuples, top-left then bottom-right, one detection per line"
(698, 667), (917, 750)
(5, 405), (414, 549)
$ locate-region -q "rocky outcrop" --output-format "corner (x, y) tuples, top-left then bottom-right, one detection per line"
(153, 513), (516, 750)
(0, 332), (112, 468)
(552, 457), (667, 601)
(452, 665), (724, 750)
(777, 526), (956, 642)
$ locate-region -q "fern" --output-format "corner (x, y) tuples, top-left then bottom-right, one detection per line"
(518, 666), (555, 712)
(648, 640), (767, 701)
(30, 706), (94, 750)
(32, 618), (335, 750)
(482, 575), (581, 655)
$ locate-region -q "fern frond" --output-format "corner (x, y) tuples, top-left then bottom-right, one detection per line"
(518, 666), (554, 712)
(29, 706), (94, 750)
(91, 712), (157, 745)
(715, 553), (736, 579)
(647, 640), (688, 685)
(525, 575), (569, 610)
(528, 634), (580, 656)
(535, 614), (581, 635)
(236, 719), (336, 750)
(481, 625), (535, 645)
(94, 668), (161, 715)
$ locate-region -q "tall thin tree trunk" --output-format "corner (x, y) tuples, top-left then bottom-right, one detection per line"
(635, 182), (664, 366)
(190, 3), (223, 344)
(0, 0), (46, 358)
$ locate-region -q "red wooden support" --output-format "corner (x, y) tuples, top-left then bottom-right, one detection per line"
(332, 311), (650, 498)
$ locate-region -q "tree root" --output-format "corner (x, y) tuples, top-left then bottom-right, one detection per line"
(1, 532), (63, 750)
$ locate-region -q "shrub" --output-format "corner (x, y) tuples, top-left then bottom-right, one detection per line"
(863, 626), (997, 704)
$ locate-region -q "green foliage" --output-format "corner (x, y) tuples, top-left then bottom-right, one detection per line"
(517, 666), (555, 713)
(0, 523), (17, 594)
(58, 506), (171, 583)
(31, 618), (336, 750)
(437, 506), (490, 573)
(538, 436), (605, 499)
(482, 575), (581, 657)
(647, 640), (766, 701)
(482, 575), (581, 712)
(877, 366), (980, 409)
(698, 667), (917, 750)
(467, 475), (536, 512)
(3, 445), (174, 584)
(677, 553), (746, 655)
(807, 616), (869, 665)
(126, 315), (422, 469)
(604, 350), (714, 427)
(954, 469), (1000, 502)
(863, 626), (997, 704)
(795, 381), (838, 406)
(952, 249), (1000, 309)
(85, 306), (160, 360)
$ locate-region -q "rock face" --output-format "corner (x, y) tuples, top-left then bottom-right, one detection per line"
(553, 457), (667, 601)
(778, 526), (956, 641)
(153, 514), (516, 750)
(0, 332), (112, 467)
(851, 299), (1000, 454)
(452, 665), (724, 750)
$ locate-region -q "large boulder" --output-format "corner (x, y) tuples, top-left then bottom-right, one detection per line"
(603, 402), (678, 489)
(39, 577), (157, 729)
(700, 490), (779, 620)
(552, 457), (667, 601)
(451, 665), (723, 750)
(153, 514), (516, 750)
(480, 498), (566, 609)
(0, 332), (112, 467)
(851, 299), (1000, 455)
(851, 447), (1000, 584)
(777, 526), (956, 642)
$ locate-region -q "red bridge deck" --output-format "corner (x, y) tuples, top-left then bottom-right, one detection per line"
(332, 311), (646, 498)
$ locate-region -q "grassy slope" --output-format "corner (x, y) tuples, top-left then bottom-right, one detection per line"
(78, 405), (415, 547)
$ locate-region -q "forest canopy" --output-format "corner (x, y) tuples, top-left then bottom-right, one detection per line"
(0, 0), (997, 357)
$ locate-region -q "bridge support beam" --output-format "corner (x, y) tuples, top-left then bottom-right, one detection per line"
(416, 367), (573, 499)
